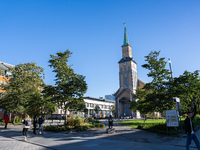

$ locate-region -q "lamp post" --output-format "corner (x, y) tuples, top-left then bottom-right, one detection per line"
(168, 58), (183, 136)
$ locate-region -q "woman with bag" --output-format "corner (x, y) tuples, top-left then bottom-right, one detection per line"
(22, 115), (32, 141)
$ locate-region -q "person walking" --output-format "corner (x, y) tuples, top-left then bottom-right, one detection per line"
(4, 115), (9, 129)
(38, 115), (44, 134)
(22, 115), (32, 141)
(33, 115), (37, 135)
(108, 115), (113, 129)
(185, 105), (200, 150)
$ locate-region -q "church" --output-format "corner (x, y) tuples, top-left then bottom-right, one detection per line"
(114, 25), (146, 118)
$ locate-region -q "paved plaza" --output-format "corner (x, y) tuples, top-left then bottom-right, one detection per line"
(0, 120), (199, 150)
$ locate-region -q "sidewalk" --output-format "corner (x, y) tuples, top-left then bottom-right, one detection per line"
(0, 123), (199, 150)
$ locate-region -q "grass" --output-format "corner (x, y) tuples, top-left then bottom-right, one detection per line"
(118, 118), (200, 136)
(119, 118), (200, 128)
(119, 119), (166, 128)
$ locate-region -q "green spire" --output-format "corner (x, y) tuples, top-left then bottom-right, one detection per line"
(122, 26), (129, 47)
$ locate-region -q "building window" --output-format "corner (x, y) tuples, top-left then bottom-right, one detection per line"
(4, 81), (7, 85)
(91, 103), (94, 108)
(1, 80), (3, 85)
(87, 103), (90, 107)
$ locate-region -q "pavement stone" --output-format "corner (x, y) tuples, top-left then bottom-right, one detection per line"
(0, 120), (200, 150)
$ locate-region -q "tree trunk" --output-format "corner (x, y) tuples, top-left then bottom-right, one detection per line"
(144, 115), (147, 122)
(64, 108), (67, 127)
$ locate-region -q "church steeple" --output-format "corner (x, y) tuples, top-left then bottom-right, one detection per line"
(122, 24), (129, 47)
(121, 24), (132, 58)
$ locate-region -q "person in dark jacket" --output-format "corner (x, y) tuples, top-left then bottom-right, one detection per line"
(4, 115), (9, 129)
(184, 105), (200, 150)
(33, 115), (37, 135)
(38, 115), (44, 134)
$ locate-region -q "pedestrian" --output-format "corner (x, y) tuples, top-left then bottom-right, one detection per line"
(4, 115), (9, 129)
(108, 115), (113, 129)
(184, 105), (200, 150)
(33, 115), (37, 135)
(22, 115), (32, 141)
(38, 115), (44, 134)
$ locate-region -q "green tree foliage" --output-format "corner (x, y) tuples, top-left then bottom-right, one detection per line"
(130, 51), (174, 116)
(94, 105), (101, 114)
(47, 50), (87, 125)
(141, 51), (173, 112)
(173, 70), (200, 112)
(0, 63), (54, 123)
(111, 105), (116, 117)
(130, 87), (153, 122)
(0, 63), (44, 112)
(26, 91), (57, 116)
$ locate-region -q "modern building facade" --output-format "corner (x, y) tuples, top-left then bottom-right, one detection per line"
(54, 97), (115, 118)
(84, 97), (115, 118)
(114, 26), (145, 118)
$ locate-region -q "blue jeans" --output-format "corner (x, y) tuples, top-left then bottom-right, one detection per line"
(186, 133), (200, 150)
(39, 124), (43, 133)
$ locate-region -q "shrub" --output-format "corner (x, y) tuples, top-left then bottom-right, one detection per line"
(67, 116), (84, 127)
(88, 117), (95, 122)
(137, 125), (142, 129)
(74, 126), (88, 131)
(183, 114), (188, 118)
(15, 116), (22, 123)
(99, 123), (105, 128)
(74, 118), (81, 126)
(94, 123), (100, 128)
(67, 116), (75, 127)
(196, 114), (200, 120)
(43, 125), (70, 132)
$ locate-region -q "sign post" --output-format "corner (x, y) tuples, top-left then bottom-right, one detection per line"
(165, 110), (179, 136)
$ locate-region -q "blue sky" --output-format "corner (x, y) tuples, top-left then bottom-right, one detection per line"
(0, 0), (200, 98)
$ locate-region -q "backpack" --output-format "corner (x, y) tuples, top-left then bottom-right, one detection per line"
(25, 120), (32, 126)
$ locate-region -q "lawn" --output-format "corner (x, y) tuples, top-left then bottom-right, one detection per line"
(118, 118), (200, 136)
(118, 119), (166, 128)
(119, 118), (200, 128)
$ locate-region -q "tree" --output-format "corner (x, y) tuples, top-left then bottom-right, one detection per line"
(173, 70), (200, 113)
(130, 87), (153, 122)
(0, 62), (45, 124)
(48, 50), (87, 125)
(129, 51), (174, 117)
(94, 105), (101, 115)
(141, 51), (174, 113)
(26, 91), (57, 116)
(110, 105), (116, 117)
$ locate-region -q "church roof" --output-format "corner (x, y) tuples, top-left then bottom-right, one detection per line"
(121, 26), (130, 47)
(118, 57), (137, 64)
(114, 87), (134, 98)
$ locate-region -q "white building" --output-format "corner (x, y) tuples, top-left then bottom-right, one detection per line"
(84, 97), (115, 118)
(52, 97), (115, 119)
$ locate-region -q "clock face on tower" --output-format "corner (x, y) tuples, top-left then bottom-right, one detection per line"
(123, 62), (127, 66)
